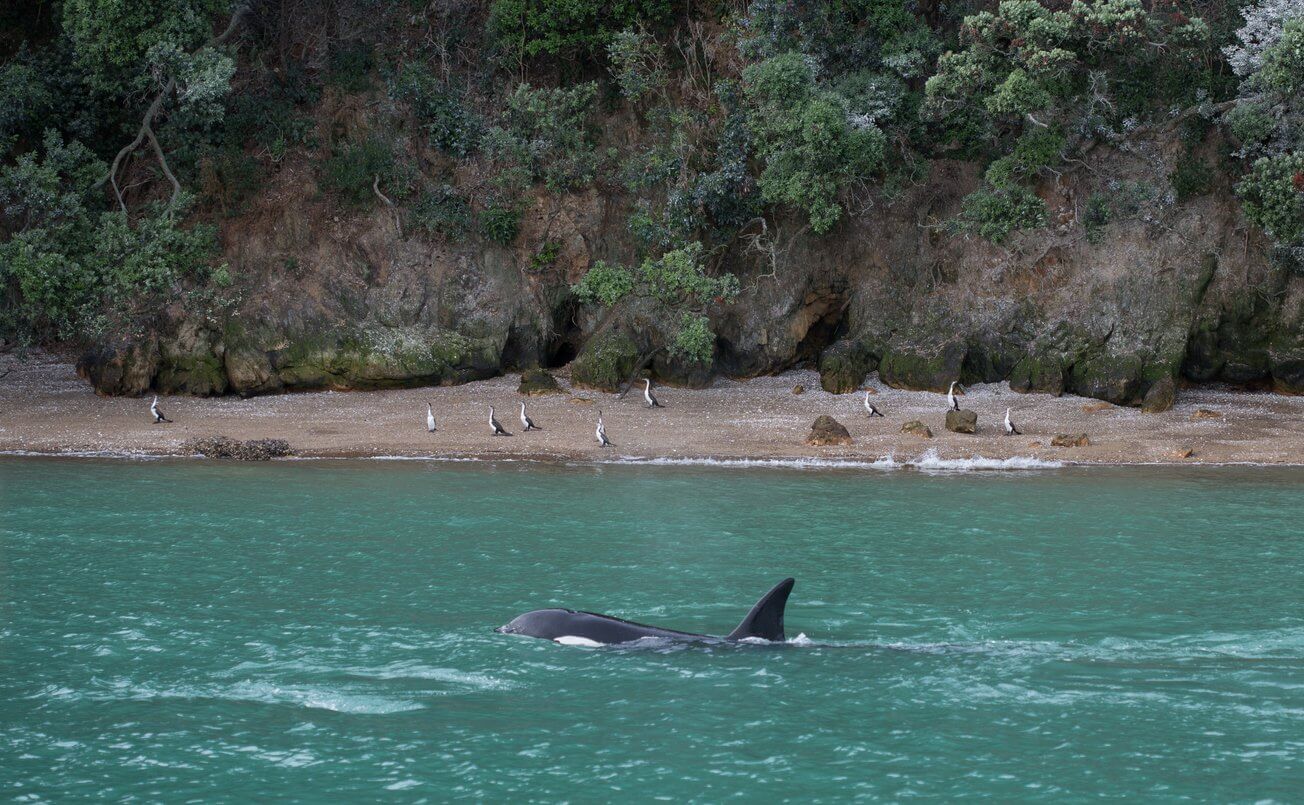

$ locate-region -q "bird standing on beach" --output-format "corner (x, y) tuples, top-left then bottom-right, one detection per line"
(1004, 407), (1021, 436)
(519, 401), (540, 431)
(426, 403), (437, 433)
(946, 381), (963, 411)
(489, 405), (511, 436)
(595, 410), (612, 448)
(643, 378), (663, 408)
(150, 396), (171, 424)
(863, 391), (884, 418)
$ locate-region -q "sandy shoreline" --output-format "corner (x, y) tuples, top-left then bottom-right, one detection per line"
(1, 351), (1301, 466)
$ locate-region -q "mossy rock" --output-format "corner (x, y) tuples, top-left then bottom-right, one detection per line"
(1008, 353), (1065, 395)
(77, 336), (160, 396)
(571, 332), (639, 392)
(518, 368), (563, 395)
(1068, 353), (1144, 404)
(155, 352), (229, 396)
(878, 340), (966, 392)
(652, 352), (714, 389)
(819, 338), (877, 394)
(1140, 375), (1176, 413)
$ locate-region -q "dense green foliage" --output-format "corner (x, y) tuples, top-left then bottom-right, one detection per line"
(2, 0), (1299, 352)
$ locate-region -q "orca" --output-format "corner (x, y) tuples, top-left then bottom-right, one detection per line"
(496, 578), (795, 646)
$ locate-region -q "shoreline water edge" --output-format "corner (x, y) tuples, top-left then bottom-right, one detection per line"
(2, 351), (1301, 467)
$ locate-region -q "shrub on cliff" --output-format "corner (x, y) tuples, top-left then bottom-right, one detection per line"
(743, 52), (886, 234)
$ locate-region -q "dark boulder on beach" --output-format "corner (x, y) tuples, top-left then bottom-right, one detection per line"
(1141, 375), (1176, 413)
(805, 415), (852, 446)
(945, 409), (978, 433)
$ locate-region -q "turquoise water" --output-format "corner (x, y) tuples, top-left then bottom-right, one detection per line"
(1, 457), (1301, 801)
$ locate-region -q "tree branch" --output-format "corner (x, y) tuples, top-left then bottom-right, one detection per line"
(97, 3), (253, 213)
(372, 174), (402, 238)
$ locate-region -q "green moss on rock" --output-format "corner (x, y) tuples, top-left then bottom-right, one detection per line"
(818, 338), (877, 393)
(571, 332), (639, 391)
(878, 340), (966, 392)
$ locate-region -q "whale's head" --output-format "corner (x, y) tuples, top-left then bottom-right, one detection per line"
(495, 609), (573, 638)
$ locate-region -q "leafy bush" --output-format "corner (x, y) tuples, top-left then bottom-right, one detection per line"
(389, 63), (480, 156)
(328, 41), (375, 93)
(320, 139), (395, 207)
(501, 82), (599, 191)
(1083, 191), (1112, 243)
(479, 202), (523, 245)
(488, 0), (672, 61)
(530, 239), (562, 271)
(1170, 155), (1214, 202)
(954, 185), (1048, 244)
(571, 260), (635, 306)
(743, 52), (886, 234)
(671, 313), (714, 363)
(410, 185), (472, 241)
(1236, 153), (1304, 249)
(607, 27), (666, 103)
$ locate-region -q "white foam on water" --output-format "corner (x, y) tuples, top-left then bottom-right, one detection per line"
(910, 448), (1063, 472)
(604, 455), (903, 471)
(70, 678), (425, 714)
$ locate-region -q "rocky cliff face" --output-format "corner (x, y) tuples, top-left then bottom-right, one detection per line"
(78, 130), (1303, 403)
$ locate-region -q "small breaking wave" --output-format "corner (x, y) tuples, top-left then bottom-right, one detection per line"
(607, 455), (903, 470)
(910, 449), (1063, 472)
(606, 451), (1061, 472)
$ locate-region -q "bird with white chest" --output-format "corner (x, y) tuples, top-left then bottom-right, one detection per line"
(643, 378), (663, 408)
(519, 401), (540, 431)
(946, 381), (963, 412)
(426, 402), (437, 433)
(595, 410), (612, 448)
(1004, 407), (1021, 436)
(489, 405), (511, 436)
(863, 390), (883, 418)
(150, 396), (171, 424)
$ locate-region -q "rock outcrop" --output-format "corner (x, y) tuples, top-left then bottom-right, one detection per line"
(74, 132), (1303, 405)
(805, 415), (852, 446)
(945, 409), (978, 433)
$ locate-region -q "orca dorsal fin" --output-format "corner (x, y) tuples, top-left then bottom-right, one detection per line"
(725, 578), (794, 642)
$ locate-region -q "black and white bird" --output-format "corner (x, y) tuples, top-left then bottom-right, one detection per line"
(595, 410), (612, 448)
(946, 381), (963, 411)
(643, 378), (663, 408)
(1004, 407), (1021, 436)
(863, 390), (884, 418)
(519, 401), (540, 431)
(150, 395), (171, 424)
(426, 402), (437, 433)
(489, 405), (511, 436)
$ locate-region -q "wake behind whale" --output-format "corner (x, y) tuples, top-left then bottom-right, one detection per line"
(496, 578), (795, 647)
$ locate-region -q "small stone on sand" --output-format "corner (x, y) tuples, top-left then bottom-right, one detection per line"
(1191, 408), (1222, 420)
(902, 420), (933, 439)
(1052, 433), (1090, 447)
(1083, 402), (1112, 413)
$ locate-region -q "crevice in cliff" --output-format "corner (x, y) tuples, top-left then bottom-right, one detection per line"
(792, 295), (850, 367)
(544, 301), (582, 368)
